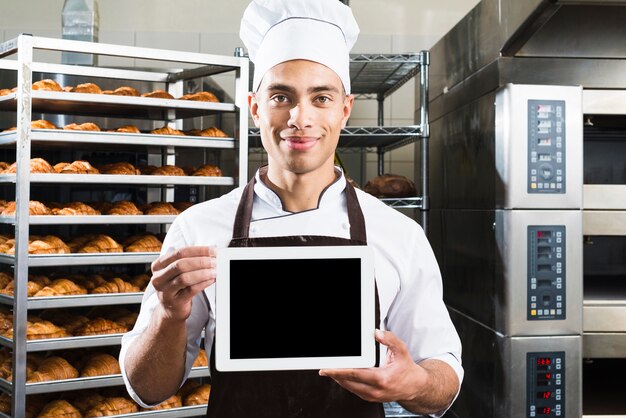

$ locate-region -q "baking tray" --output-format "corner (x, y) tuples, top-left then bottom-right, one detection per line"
(0, 252), (158, 267)
(0, 129), (235, 149)
(0, 333), (125, 351)
(0, 173), (234, 186)
(0, 215), (178, 225)
(0, 292), (144, 309)
(0, 90), (236, 119)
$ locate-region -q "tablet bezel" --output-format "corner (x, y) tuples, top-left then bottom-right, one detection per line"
(215, 245), (376, 372)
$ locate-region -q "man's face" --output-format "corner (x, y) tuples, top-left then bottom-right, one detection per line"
(249, 60), (354, 177)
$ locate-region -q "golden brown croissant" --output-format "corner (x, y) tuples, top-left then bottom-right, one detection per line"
(73, 234), (124, 253)
(75, 318), (128, 336)
(0, 271), (12, 290)
(0, 200), (52, 216)
(150, 126), (185, 136)
(0, 354), (43, 380)
(63, 122), (101, 131)
(172, 201), (194, 212)
(192, 349), (208, 367)
(2, 319), (71, 340)
(32, 79), (63, 92)
(110, 311), (138, 329)
(87, 201), (113, 213)
(34, 278), (88, 297)
(184, 383), (211, 406)
(75, 274), (108, 292)
(142, 89), (174, 99)
(142, 393), (183, 410)
(143, 202), (180, 215)
(123, 234), (163, 253)
(10, 235), (71, 255)
(52, 201), (101, 216)
(71, 391), (105, 414)
(97, 162), (140, 175)
(91, 277), (140, 294)
(80, 353), (121, 377)
(0, 274), (51, 296)
(106, 125), (141, 133)
(56, 160), (100, 174)
(129, 273), (150, 290)
(0, 88), (13, 96)
(2, 119), (57, 132)
(84, 397), (138, 417)
(27, 356), (79, 383)
(185, 127), (228, 137)
(178, 91), (219, 102)
(150, 165), (186, 176)
(192, 164), (222, 177)
(68, 82), (102, 94)
(36, 399), (82, 418)
(103, 86), (140, 96)
(103, 200), (142, 215)
(48, 313), (90, 334)
(2, 157), (56, 174)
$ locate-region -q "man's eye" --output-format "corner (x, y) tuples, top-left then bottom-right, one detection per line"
(271, 95), (288, 103)
(316, 96), (331, 104)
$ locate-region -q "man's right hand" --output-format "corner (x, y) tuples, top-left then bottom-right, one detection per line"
(150, 246), (218, 322)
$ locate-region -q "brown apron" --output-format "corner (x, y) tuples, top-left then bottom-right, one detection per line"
(205, 176), (384, 418)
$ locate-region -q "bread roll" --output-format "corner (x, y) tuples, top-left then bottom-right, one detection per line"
(363, 174), (417, 198)
(179, 91), (219, 102)
(142, 89), (174, 99)
(32, 79), (62, 92)
(80, 353), (121, 377)
(150, 165), (186, 176)
(103, 86), (140, 96)
(192, 164), (222, 177)
(67, 82), (102, 94)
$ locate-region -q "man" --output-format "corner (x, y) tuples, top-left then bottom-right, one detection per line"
(120, 0), (463, 417)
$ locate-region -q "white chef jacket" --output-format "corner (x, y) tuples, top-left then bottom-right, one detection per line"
(120, 167), (463, 416)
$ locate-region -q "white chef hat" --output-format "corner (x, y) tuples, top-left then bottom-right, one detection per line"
(240, 0), (360, 94)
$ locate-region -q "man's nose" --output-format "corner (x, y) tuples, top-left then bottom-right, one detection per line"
(287, 102), (312, 130)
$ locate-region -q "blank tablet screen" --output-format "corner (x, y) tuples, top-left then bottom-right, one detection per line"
(229, 258), (361, 359)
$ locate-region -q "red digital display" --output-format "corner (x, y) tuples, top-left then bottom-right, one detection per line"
(540, 407), (552, 415)
(537, 357), (552, 366)
(537, 391), (552, 399)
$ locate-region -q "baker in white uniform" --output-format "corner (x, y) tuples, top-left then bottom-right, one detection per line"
(119, 0), (463, 417)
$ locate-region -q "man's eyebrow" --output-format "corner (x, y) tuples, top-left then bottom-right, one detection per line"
(265, 83), (340, 95)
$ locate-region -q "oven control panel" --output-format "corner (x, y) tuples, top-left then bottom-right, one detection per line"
(528, 226), (566, 320)
(528, 100), (566, 194)
(527, 351), (565, 417)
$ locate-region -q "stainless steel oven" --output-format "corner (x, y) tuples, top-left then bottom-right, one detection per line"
(421, 0), (626, 416)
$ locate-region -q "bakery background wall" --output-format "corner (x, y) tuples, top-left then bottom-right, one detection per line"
(0, 0), (478, 185)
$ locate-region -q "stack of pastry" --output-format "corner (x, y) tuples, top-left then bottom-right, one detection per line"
(103, 86), (140, 96)
(27, 356), (79, 383)
(142, 89), (174, 99)
(106, 124), (141, 133)
(91, 277), (140, 294)
(185, 127), (228, 137)
(149, 164), (186, 176)
(84, 396), (139, 417)
(80, 352), (121, 377)
(1, 200), (52, 216)
(74, 318), (128, 336)
(65, 82), (102, 94)
(68, 234), (123, 253)
(2, 318), (71, 340)
(142, 202), (180, 215)
(1, 157), (56, 174)
(123, 233), (163, 253)
(183, 383), (211, 406)
(179, 91), (219, 102)
(142, 394), (183, 411)
(103, 200), (142, 215)
(52, 202), (101, 216)
(36, 399), (82, 418)
(33, 278), (88, 297)
(63, 122), (101, 131)
(150, 126), (185, 136)
(97, 161), (141, 175)
(54, 160), (100, 174)
(192, 164), (222, 177)
(2, 119), (58, 132)
(0, 235), (71, 255)
(32, 79), (63, 92)
(0, 274), (51, 296)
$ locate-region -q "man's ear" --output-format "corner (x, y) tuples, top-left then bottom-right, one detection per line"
(248, 92), (260, 128)
(341, 94), (355, 129)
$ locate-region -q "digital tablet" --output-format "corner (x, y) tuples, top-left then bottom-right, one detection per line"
(215, 245), (376, 372)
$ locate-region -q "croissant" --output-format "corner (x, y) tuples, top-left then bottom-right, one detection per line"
(75, 318), (128, 336)
(142, 393), (182, 411)
(87, 201), (113, 213)
(1, 319), (71, 340)
(80, 353), (121, 377)
(185, 127), (227, 137)
(150, 165), (186, 176)
(143, 202), (180, 215)
(68, 82), (102, 94)
(2, 157), (55, 174)
(184, 384), (211, 406)
(48, 313), (90, 334)
(32, 79), (63, 92)
(52, 201), (101, 216)
(129, 273), (150, 290)
(192, 349), (208, 367)
(192, 164), (222, 177)
(0, 88), (13, 96)
(104, 200), (142, 215)
(0, 200), (52, 216)
(0, 271), (12, 289)
(150, 126), (185, 136)
(75, 274), (108, 292)
(173, 201), (194, 212)
(27, 356), (79, 383)
(178, 91), (219, 102)
(63, 122), (101, 131)
(56, 160), (100, 174)
(123, 234), (163, 253)
(36, 399), (82, 418)
(74, 234), (123, 253)
(98, 162), (140, 175)
(2, 119), (57, 132)
(8, 235), (71, 255)
(103, 86), (140, 96)
(34, 278), (88, 297)
(84, 397), (138, 417)
(0, 354), (43, 380)
(71, 391), (105, 414)
(0, 274), (51, 296)
(106, 125), (141, 133)
(137, 164), (158, 175)
(110, 311), (138, 329)
(142, 89), (174, 99)
(91, 277), (140, 294)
